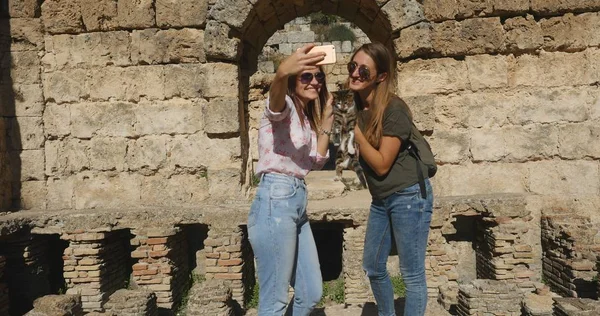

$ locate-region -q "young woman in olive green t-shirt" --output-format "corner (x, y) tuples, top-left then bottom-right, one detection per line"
(348, 42), (434, 316)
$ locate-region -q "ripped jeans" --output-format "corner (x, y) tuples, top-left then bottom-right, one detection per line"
(362, 179), (433, 316)
(247, 173), (323, 316)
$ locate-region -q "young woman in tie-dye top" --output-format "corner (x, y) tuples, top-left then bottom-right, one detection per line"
(247, 44), (333, 316)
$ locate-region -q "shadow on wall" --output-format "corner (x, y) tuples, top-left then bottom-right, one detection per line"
(0, 2), (22, 212)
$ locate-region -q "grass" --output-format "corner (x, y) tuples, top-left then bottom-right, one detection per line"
(318, 278), (345, 307)
(175, 272), (206, 316)
(246, 281), (260, 309)
(390, 274), (406, 298)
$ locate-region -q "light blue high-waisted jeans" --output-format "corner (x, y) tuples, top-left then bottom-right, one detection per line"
(363, 179), (433, 316)
(248, 173), (323, 316)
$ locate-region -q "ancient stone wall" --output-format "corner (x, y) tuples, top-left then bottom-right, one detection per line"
(0, 0), (598, 212)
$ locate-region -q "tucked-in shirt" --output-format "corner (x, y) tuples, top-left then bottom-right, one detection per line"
(254, 95), (329, 179)
(357, 96), (428, 199)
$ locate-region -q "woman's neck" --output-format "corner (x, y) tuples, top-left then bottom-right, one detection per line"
(359, 88), (375, 109)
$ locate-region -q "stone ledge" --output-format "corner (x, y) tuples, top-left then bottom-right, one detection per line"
(0, 193), (531, 237)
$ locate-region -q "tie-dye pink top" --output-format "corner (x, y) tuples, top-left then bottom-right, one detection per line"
(255, 95), (329, 179)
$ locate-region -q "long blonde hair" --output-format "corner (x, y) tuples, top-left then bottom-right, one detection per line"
(351, 43), (399, 149)
(286, 66), (329, 132)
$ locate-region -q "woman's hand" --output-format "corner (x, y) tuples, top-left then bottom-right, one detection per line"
(276, 44), (326, 78)
(322, 92), (334, 131)
(354, 123), (366, 145)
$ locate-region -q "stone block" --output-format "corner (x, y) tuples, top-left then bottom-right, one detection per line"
(10, 51), (40, 84)
(19, 180), (46, 209)
(134, 99), (205, 135)
(73, 172), (142, 209)
(429, 129), (470, 164)
(381, 0), (425, 32)
(201, 63), (239, 98)
(503, 15), (543, 53)
(286, 31), (314, 43)
(529, 160), (599, 195)
(9, 18), (44, 51)
(493, 0), (530, 13)
(8, 0), (40, 18)
(131, 28), (205, 64)
(432, 17), (505, 56)
(43, 32), (131, 71)
(504, 125), (559, 162)
(432, 163), (527, 197)
(30, 294), (82, 315)
(45, 139), (89, 176)
(421, 0), (456, 21)
(88, 137), (127, 171)
(167, 134), (240, 169)
(510, 50), (593, 88)
(394, 22), (433, 59)
(42, 69), (88, 103)
(18, 149), (45, 181)
(46, 177), (74, 210)
(117, 0), (155, 29)
(541, 12), (600, 52)
(531, 0), (600, 15)
(402, 95), (435, 131)
(12, 84), (44, 116)
(41, 0), (85, 34)
(163, 64), (205, 99)
(79, 0), (119, 31)
(71, 102), (137, 138)
(466, 54), (508, 91)
(43, 103), (70, 137)
(471, 125), (559, 162)
(208, 168), (241, 199)
(208, 0), (252, 30)
(8, 116), (44, 150)
(156, 0), (208, 27)
(204, 21), (241, 61)
(398, 57), (469, 96)
(126, 136), (168, 171)
(89, 66), (165, 102)
(203, 97), (240, 134)
(140, 174), (209, 207)
(558, 123), (600, 159)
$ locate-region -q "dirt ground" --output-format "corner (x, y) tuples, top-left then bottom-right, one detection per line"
(245, 300), (452, 315)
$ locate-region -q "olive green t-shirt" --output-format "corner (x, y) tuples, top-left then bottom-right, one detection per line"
(357, 97), (428, 200)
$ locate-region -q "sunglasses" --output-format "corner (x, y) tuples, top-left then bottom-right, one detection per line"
(299, 72), (326, 84)
(347, 61), (371, 81)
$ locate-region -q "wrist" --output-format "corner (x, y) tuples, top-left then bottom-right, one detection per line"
(319, 127), (333, 136)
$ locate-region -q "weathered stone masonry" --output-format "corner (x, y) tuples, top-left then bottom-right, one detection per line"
(2, 0), (600, 314)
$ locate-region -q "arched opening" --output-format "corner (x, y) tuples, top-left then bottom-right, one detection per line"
(226, 0), (401, 191)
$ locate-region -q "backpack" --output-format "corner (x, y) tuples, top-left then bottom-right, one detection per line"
(401, 114), (437, 199)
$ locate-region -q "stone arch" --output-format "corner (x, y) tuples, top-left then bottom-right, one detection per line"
(204, 0), (425, 185)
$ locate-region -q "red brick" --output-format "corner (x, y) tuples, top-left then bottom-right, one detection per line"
(149, 250), (170, 258)
(132, 263), (148, 271)
(218, 259), (243, 266)
(214, 273), (242, 280)
(147, 237), (168, 245)
(131, 251), (148, 258)
(206, 253), (220, 259)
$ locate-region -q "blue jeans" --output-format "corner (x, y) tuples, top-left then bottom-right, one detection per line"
(248, 173), (323, 316)
(363, 180), (433, 316)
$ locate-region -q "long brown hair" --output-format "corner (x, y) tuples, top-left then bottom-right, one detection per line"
(351, 42), (399, 149)
(286, 66), (329, 132)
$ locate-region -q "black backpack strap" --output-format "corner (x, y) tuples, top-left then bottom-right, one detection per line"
(407, 142), (427, 199)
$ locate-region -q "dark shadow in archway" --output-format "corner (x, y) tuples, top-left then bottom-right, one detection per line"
(0, 0), (22, 212)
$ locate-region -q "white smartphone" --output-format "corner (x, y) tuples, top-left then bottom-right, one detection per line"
(309, 45), (337, 65)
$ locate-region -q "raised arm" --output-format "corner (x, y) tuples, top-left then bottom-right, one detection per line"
(269, 44), (326, 113)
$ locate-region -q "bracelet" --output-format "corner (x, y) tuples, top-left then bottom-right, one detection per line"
(320, 129), (332, 136)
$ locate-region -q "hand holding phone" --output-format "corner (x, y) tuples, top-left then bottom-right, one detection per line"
(308, 45), (336, 65)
